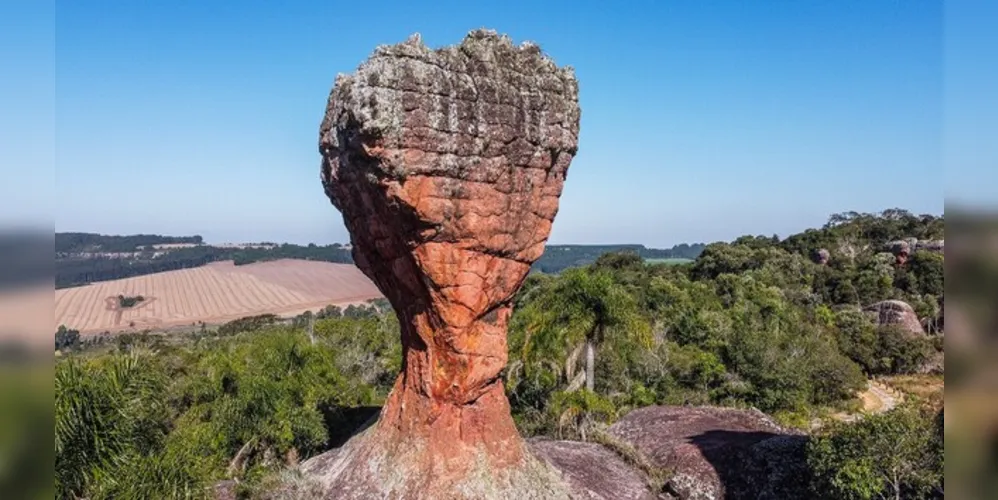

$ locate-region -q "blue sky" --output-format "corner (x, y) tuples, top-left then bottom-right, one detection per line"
(38, 1), (974, 245)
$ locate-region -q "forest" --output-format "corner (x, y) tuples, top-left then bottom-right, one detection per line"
(55, 233), (205, 253)
(54, 209), (944, 499)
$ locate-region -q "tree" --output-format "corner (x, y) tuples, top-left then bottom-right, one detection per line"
(55, 325), (80, 352)
(907, 251), (944, 297)
(519, 267), (651, 392)
(808, 404), (943, 499)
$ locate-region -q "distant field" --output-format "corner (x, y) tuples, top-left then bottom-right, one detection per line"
(54, 259), (382, 334)
(644, 257), (694, 265)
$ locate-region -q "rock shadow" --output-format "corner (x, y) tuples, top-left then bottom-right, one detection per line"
(321, 405), (382, 449)
(688, 430), (810, 499)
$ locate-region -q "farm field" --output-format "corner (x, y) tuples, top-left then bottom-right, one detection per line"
(53, 259), (383, 334)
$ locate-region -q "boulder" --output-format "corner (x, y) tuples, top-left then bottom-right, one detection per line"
(863, 300), (925, 336)
(814, 248), (830, 265)
(915, 239), (945, 253)
(886, 240), (911, 265)
(607, 406), (808, 500)
(529, 439), (658, 499)
(308, 29), (581, 498)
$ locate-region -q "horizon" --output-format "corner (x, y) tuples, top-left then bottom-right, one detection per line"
(54, 205), (942, 249)
(45, 1), (960, 247)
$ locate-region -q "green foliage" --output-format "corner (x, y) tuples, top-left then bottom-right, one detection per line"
(516, 267), (652, 392)
(870, 326), (935, 375)
(833, 309), (879, 372)
(56, 352), (173, 499)
(908, 251), (944, 297)
(807, 404), (943, 499)
(117, 294), (145, 308)
(547, 390), (618, 441)
(217, 314), (280, 336)
(55, 316), (400, 499)
(55, 325), (80, 351)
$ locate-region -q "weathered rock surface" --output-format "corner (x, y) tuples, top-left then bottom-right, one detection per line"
(916, 239), (945, 253)
(528, 439), (658, 499)
(886, 240), (912, 265)
(886, 238), (945, 265)
(814, 248), (830, 265)
(311, 29), (580, 498)
(608, 406), (807, 500)
(863, 299), (925, 336)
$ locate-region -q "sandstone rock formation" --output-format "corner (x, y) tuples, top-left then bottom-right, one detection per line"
(608, 406), (808, 500)
(309, 29), (580, 498)
(886, 238), (945, 266)
(814, 248), (830, 265)
(886, 240), (911, 265)
(863, 299), (925, 336)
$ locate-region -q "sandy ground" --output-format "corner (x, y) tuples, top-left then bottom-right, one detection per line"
(54, 259), (383, 334)
(829, 380), (904, 425)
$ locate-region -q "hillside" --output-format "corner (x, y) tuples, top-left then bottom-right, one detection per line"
(55, 233), (354, 289)
(55, 233), (705, 288)
(54, 259), (382, 334)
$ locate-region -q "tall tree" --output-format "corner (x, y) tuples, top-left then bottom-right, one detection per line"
(519, 267), (651, 392)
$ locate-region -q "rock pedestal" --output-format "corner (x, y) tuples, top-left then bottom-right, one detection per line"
(309, 30), (580, 498)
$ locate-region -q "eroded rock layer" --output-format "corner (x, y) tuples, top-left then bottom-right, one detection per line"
(313, 29), (580, 498)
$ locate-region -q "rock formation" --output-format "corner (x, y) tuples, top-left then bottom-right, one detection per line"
(863, 300), (925, 336)
(886, 238), (945, 266)
(886, 240), (911, 265)
(608, 406), (809, 500)
(814, 248), (830, 265)
(308, 30), (580, 498)
(529, 439), (659, 499)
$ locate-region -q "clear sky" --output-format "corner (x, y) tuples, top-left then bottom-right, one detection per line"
(43, 1), (969, 246)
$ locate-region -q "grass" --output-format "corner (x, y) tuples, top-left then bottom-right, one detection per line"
(881, 374), (943, 408)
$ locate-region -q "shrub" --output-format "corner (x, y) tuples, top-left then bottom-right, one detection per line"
(117, 294), (145, 308)
(807, 404), (943, 499)
(56, 353), (175, 499)
(55, 325), (80, 352)
(872, 326), (935, 375)
(547, 390), (618, 442)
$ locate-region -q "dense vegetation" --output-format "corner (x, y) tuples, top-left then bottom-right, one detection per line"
(55, 209), (944, 499)
(532, 243), (704, 273)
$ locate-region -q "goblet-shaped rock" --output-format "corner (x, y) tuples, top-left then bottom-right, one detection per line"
(308, 29), (580, 499)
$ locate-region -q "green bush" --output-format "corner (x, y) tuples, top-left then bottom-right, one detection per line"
(807, 404), (943, 499)
(55, 325), (80, 351)
(56, 352), (174, 499)
(871, 326), (935, 375)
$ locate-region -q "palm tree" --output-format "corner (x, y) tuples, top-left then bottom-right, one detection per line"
(520, 267), (651, 392)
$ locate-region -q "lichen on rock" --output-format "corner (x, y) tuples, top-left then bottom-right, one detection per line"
(309, 29), (581, 498)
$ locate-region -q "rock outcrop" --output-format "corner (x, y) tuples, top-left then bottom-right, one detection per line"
(886, 238), (945, 265)
(309, 29), (580, 498)
(863, 300), (925, 336)
(529, 439), (658, 499)
(886, 240), (912, 265)
(608, 406), (808, 500)
(814, 248), (830, 265)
